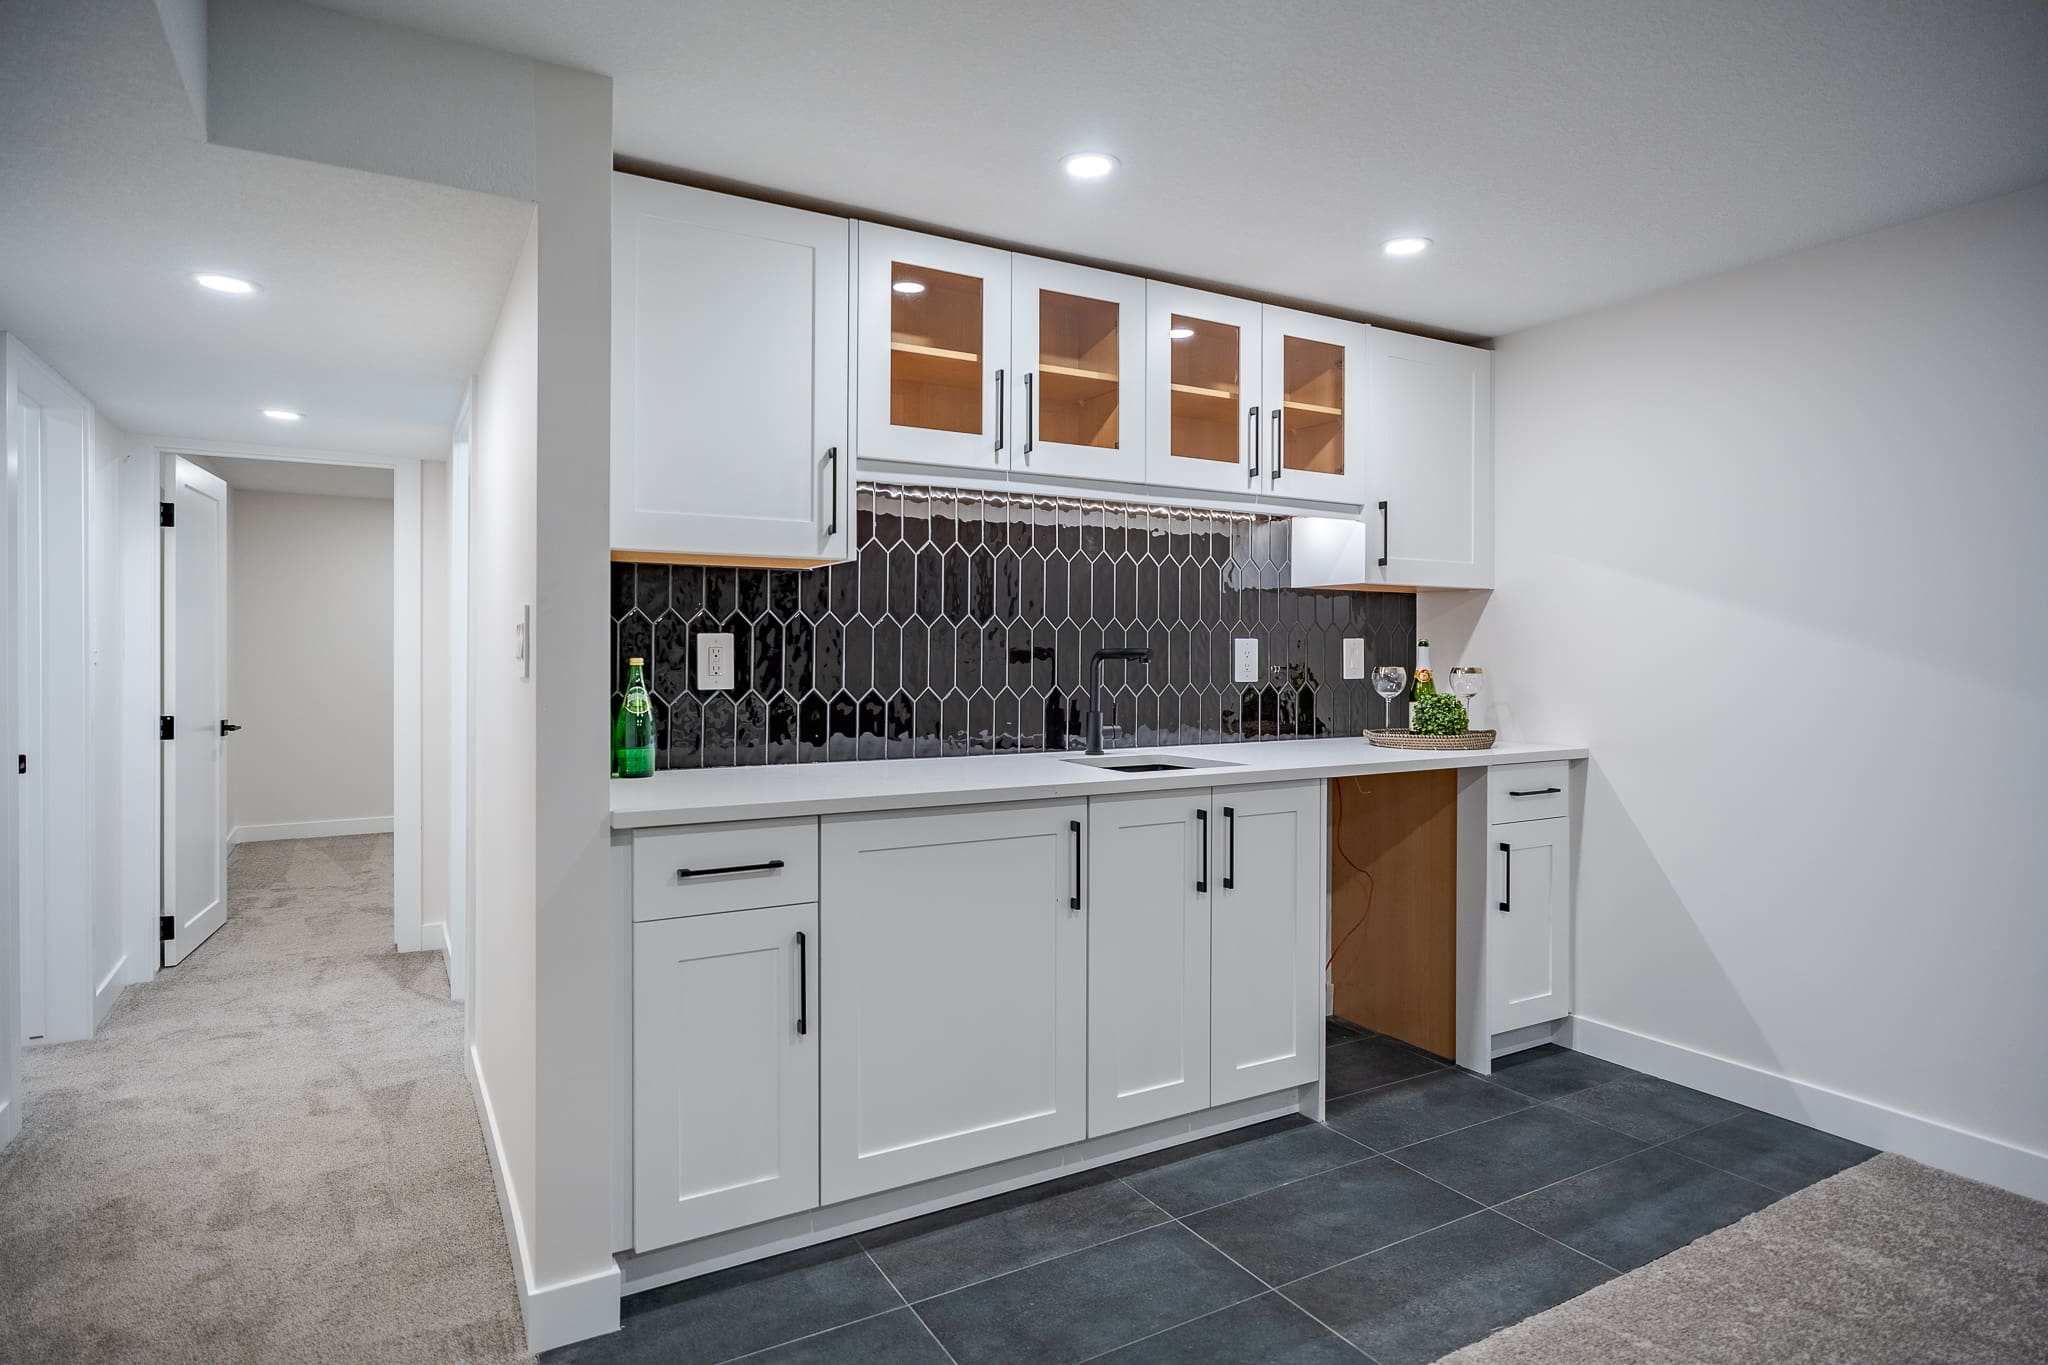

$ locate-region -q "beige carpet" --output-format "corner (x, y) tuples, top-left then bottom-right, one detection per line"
(0, 835), (529, 1364)
(1440, 1152), (2048, 1364)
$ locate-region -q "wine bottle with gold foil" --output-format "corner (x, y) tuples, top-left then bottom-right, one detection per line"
(1410, 639), (1434, 727)
(614, 658), (657, 778)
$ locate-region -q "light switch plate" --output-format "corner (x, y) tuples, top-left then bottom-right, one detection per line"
(1233, 638), (1259, 684)
(698, 632), (735, 691)
(1342, 637), (1366, 679)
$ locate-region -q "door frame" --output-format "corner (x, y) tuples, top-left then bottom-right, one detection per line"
(446, 389), (473, 1004)
(160, 454), (230, 966)
(132, 438), (430, 971)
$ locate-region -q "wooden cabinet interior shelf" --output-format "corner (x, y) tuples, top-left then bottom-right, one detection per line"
(1168, 314), (1241, 465)
(1281, 335), (1346, 476)
(1039, 290), (1122, 449)
(891, 262), (984, 435)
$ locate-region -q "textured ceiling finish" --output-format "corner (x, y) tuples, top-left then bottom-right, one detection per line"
(0, 0), (532, 455)
(315, 0), (2048, 338)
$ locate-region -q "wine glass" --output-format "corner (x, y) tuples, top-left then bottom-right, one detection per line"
(1449, 666), (1483, 729)
(1371, 665), (1407, 732)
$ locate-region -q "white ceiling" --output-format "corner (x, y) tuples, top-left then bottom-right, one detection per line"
(314, 0), (2048, 338)
(0, 0), (533, 457)
(184, 454), (395, 500)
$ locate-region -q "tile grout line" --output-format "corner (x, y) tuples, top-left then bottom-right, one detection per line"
(1063, 1289), (1281, 1365)
(708, 1304), (913, 1365)
(861, 1244), (964, 1365)
(1269, 1205), (1493, 1295)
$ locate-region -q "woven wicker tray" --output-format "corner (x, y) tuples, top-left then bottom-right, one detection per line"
(1366, 728), (1497, 751)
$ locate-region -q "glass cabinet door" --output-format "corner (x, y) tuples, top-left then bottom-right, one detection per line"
(1145, 283), (1264, 495)
(856, 223), (1010, 472)
(1259, 306), (1367, 506)
(1010, 256), (1146, 484)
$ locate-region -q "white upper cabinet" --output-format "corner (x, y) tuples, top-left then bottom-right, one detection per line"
(611, 174), (852, 564)
(856, 224), (1012, 473)
(1259, 306), (1368, 507)
(1009, 255), (1148, 486)
(1372, 330), (1494, 588)
(1145, 282), (1266, 496)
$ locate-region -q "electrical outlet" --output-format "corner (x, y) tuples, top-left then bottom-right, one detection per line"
(1342, 637), (1366, 679)
(1233, 638), (1259, 684)
(697, 632), (735, 691)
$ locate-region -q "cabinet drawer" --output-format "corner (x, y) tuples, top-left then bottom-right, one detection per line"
(1487, 762), (1568, 823)
(633, 818), (819, 920)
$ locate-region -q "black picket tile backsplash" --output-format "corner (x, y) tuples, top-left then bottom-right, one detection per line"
(612, 484), (1416, 768)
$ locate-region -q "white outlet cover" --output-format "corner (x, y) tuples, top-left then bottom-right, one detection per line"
(1342, 637), (1366, 679)
(697, 631), (735, 691)
(1233, 638), (1259, 684)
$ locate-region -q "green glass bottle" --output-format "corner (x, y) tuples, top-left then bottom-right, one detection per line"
(614, 657), (656, 778)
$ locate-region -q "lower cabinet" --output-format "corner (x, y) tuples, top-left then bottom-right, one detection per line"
(632, 902), (819, 1252)
(1488, 817), (1573, 1032)
(819, 801), (1088, 1203)
(1087, 791), (1212, 1135)
(1210, 783), (1326, 1104)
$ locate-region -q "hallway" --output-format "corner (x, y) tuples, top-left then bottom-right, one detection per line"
(0, 836), (527, 1363)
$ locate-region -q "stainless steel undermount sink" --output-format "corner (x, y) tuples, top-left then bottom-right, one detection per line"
(1062, 754), (1245, 774)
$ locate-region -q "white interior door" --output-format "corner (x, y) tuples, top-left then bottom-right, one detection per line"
(162, 456), (228, 966)
(15, 395), (44, 1039)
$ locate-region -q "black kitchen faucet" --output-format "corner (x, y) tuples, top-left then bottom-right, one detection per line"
(1085, 647), (1153, 755)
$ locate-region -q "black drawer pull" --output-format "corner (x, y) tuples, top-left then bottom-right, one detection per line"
(1196, 808), (1209, 893)
(676, 859), (785, 880)
(1069, 820), (1083, 910)
(1506, 787), (1561, 797)
(1222, 806), (1236, 889)
(1499, 842), (1512, 913)
(795, 930), (808, 1036)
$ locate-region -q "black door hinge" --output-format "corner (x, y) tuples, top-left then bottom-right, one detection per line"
(160, 501), (175, 528)
(16, 754), (24, 775)
(160, 715), (175, 741)
(160, 915), (175, 941)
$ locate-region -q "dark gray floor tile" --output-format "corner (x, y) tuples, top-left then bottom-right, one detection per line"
(1106, 1115), (1312, 1182)
(1325, 1016), (1374, 1045)
(1392, 1105), (1645, 1206)
(1183, 1155), (1479, 1284)
(1485, 1044), (1634, 1101)
(1325, 1036), (1445, 1098)
(1549, 1073), (1747, 1143)
(742, 1308), (951, 1364)
(1500, 1145), (1778, 1271)
(1119, 1121), (1371, 1216)
(546, 1239), (898, 1365)
(1093, 1292), (1364, 1364)
(915, 1223), (1262, 1365)
(1324, 1070), (1532, 1152)
(1282, 1211), (1612, 1365)
(1669, 1108), (1878, 1194)
(859, 1169), (1167, 1300)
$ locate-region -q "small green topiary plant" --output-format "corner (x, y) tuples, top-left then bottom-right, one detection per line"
(1410, 690), (1469, 736)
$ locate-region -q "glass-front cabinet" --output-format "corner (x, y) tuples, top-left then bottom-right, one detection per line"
(1144, 282), (1265, 496)
(856, 224), (1011, 472)
(1009, 256), (1147, 484)
(1259, 306), (1368, 505)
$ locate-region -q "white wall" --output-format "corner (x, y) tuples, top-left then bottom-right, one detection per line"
(225, 489), (394, 839)
(421, 460), (450, 946)
(88, 409), (129, 1022)
(1422, 182), (2048, 1195)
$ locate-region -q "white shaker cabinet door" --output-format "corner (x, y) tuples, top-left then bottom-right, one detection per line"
(1488, 817), (1573, 1032)
(633, 902), (820, 1251)
(820, 801), (1086, 1203)
(1260, 305), (1368, 508)
(1087, 791), (1211, 1136)
(611, 174), (852, 563)
(1210, 781), (1326, 1105)
(1010, 254), (1148, 485)
(1371, 329), (1493, 588)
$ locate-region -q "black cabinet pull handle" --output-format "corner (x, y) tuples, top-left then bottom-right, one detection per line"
(1196, 808), (1209, 893)
(1223, 806), (1236, 889)
(1378, 501), (1390, 568)
(1069, 819), (1082, 910)
(1507, 787), (1561, 797)
(795, 930), (808, 1036)
(675, 859), (785, 880)
(824, 446), (839, 536)
(1270, 408), (1283, 482)
(1024, 372), (1034, 457)
(994, 368), (1005, 456)
(1247, 405), (1261, 480)
(1499, 842), (1512, 913)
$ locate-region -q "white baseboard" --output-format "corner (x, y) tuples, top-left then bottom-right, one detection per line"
(423, 920), (450, 959)
(93, 954), (127, 1028)
(228, 816), (394, 846)
(1566, 1015), (2048, 1204)
(467, 1045), (621, 1354)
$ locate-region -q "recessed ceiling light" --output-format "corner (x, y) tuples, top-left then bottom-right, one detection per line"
(1062, 151), (1118, 180)
(194, 273), (259, 294)
(1382, 237), (1432, 257)
(892, 280), (926, 295)
(261, 409), (303, 422)
(1168, 326), (1196, 339)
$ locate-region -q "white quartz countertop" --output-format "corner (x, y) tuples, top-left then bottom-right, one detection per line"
(609, 737), (1588, 829)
